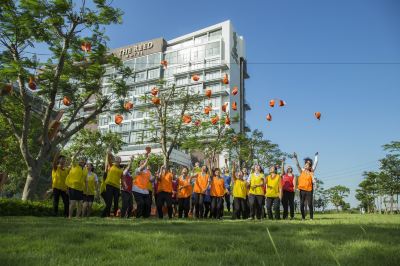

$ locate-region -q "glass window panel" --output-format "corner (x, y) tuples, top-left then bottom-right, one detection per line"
(124, 59), (135, 70)
(194, 34), (207, 45)
(148, 68), (160, 80)
(135, 56), (147, 70)
(135, 71), (147, 82)
(190, 45), (205, 62)
(165, 51), (177, 65)
(147, 53), (161, 68)
(209, 29), (222, 41)
(177, 48), (190, 64)
(205, 42), (220, 58)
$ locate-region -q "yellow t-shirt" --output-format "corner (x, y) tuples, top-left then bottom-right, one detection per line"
(52, 167), (69, 191)
(65, 165), (87, 191)
(249, 173), (265, 196)
(100, 180), (106, 194)
(266, 174), (281, 198)
(85, 172), (97, 196)
(105, 165), (123, 189)
(232, 179), (247, 199)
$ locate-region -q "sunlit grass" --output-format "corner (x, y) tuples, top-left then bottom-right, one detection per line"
(0, 214), (399, 266)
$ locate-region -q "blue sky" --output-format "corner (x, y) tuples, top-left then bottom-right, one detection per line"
(102, 0), (400, 207)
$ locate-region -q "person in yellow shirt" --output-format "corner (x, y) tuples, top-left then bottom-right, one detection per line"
(101, 149), (124, 218)
(82, 163), (99, 217)
(51, 152), (69, 217)
(65, 150), (87, 219)
(294, 152), (319, 220)
(265, 165), (282, 220)
(247, 164), (265, 220)
(232, 162), (247, 219)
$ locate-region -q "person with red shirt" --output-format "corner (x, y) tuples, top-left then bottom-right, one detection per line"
(120, 155), (135, 218)
(281, 158), (296, 220)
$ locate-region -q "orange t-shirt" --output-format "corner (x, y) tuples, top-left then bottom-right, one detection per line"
(193, 173), (210, 194)
(133, 170), (151, 190)
(210, 176), (225, 197)
(297, 170), (313, 191)
(158, 172), (173, 193)
(177, 175), (192, 198)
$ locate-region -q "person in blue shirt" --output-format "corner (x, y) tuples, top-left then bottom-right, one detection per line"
(222, 167), (232, 213)
(203, 187), (212, 218)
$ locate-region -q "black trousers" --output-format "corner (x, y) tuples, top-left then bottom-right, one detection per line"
(178, 197), (191, 218)
(53, 188), (69, 217)
(156, 191), (173, 219)
(300, 190), (313, 219)
(193, 193), (205, 218)
(224, 193), (231, 212)
(233, 197), (246, 219)
(211, 196), (224, 219)
(244, 196), (250, 218)
(249, 194), (264, 219)
(282, 191), (295, 219)
(121, 190), (133, 218)
(204, 201), (211, 218)
(266, 197), (281, 220)
(101, 185), (120, 217)
(133, 191), (150, 218)
(146, 191), (153, 217)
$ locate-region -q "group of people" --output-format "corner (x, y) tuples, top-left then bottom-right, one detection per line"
(51, 148), (319, 221)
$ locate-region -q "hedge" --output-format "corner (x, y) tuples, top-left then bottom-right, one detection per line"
(0, 198), (104, 216)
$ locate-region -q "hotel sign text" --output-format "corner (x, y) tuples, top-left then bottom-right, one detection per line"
(113, 38), (165, 60)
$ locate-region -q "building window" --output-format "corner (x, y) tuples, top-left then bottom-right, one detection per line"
(135, 71), (147, 82)
(209, 29), (222, 41)
(176, 64), (189, 73)
(176, 77), (188, 86)
(205, 42), (220, 58)
(177, 48), (190, 64)
(135, 56), (147, 71)
(189, 84), (202, 95)
(99, 115), (109, 126)
(148, 68), (160, 80)
(164, 67), (176, 78)
(205, 70), (220, 81)
(194, 34), (207, 45)
(122, 134), (130, 143)
(191, 61), (204, 70)
(121, 122), (131, 132)
(124, 59), (135, 70)
(134, 85), (147, 96)
(148, 53), (160, 68)
(165, 51), (177, 65)
(190, 45), (205, 62)
(206, 58), (221, 68)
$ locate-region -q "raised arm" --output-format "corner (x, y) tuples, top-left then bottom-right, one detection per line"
(293, 152), (302, 174)
(52, 151), (60, 170)
(312, 152), (319, 172)
(232, 162), (237, 181)
(138, 154), (149, 172)
(71, 148), (82, 166)
(104, 148), (113, 173)
(124, 155), (135, 174)
(281, 158), (285, 175)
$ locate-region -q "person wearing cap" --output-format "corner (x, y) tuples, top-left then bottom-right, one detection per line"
(281, 158), (296, 219)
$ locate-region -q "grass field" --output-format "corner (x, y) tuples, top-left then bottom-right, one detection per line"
(0, 214), (399, 266)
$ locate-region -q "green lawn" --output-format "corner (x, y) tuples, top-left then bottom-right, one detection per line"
(0, 214), (399, 266)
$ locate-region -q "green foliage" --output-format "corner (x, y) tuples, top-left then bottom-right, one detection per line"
(327, 185), (350, 211)
(64, 129), (123, 177)
(131, 154), (163, 175)
(0, 0), (130, 199)
(0, 198), (104, 216)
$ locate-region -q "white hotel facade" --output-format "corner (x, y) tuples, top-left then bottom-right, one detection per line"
(97, 20), (250, 166)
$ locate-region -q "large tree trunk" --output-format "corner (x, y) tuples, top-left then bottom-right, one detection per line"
(21, 166), (42, 200)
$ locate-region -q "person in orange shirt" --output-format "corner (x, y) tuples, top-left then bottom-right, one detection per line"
(156, 165), (174, 219)
(177, 167), (196, 218)
(193, 165), (211, 218)
(293, 152), (319, 220)
(132, 153), (154, 218)
(210, 168), (226, 220)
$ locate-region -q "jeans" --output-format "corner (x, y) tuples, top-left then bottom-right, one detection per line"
(233, 197), (246, 219)
(101, 185), (120, 217)
(266, 197), (281, 220)
(133, 191), (150, 218)
(121, 190), (133, 218)
(156, 191), (173, 219)
(282, 190), (295, 219)
(224, 193), (231, 212)
(178, 197), (191, 218)
(53, 188), (69, 217)
(300, 190), (313, 219)
(249, 194), (264, 219)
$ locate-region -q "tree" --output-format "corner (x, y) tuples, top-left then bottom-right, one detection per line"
(314, 178), (328, 212)
(0, 0), (131, 200)
(380, 142), (400, 213)
(64, 128), (123, 178)
(326, 185), (350, 211)
(356, 171), (378, 213)
(142, 81), (203, 167)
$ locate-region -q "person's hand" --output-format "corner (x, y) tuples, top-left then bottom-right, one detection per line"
(315, 152), (319, 156)
(130, 155), (135, 161)
(282, 157), (286, 162)
(293, 152), (297, 159)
